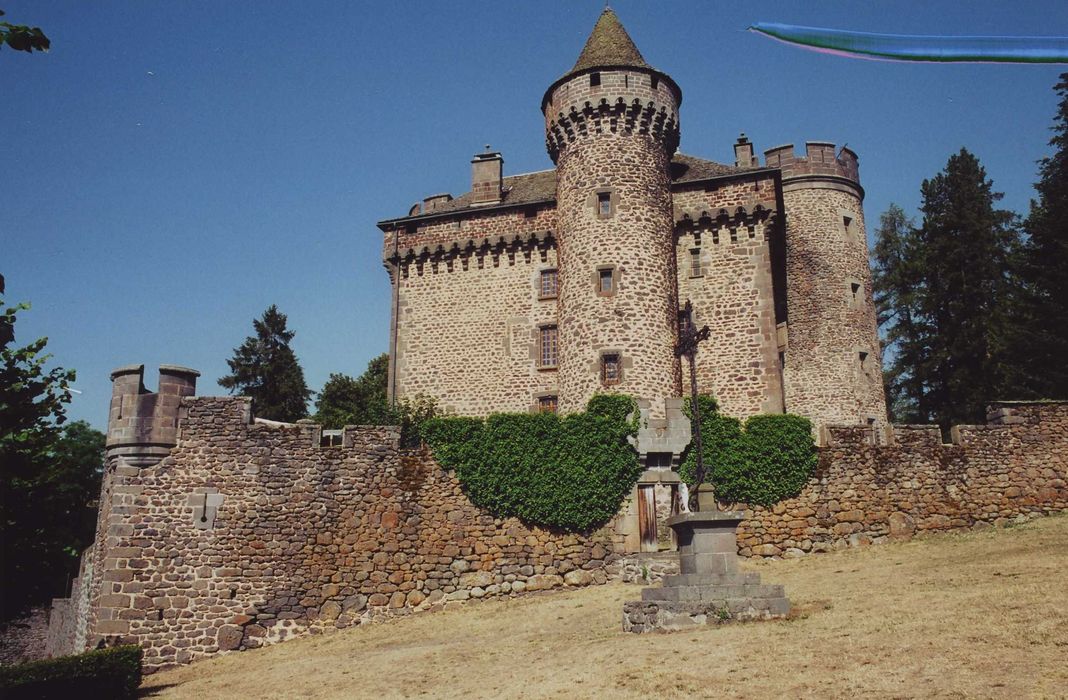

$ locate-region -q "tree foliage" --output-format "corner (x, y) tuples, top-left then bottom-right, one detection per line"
(1, 276), (105, 620)
(1006, 72), (1068, 400)
(314, 354), (390, 428)
(873, 150), (1020, 426)
(218, 305), (312, 422)
(0, 10), (50, 53)
(678, 396), (816, 507)
(421, 394), (640, 532)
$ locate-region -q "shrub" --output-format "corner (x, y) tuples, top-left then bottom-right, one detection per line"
(421, 394), (640, 532)
(679, 396), (817, 507)
(0, 645), (143, 700)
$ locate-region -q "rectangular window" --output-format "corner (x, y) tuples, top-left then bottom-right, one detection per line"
(538, 395), (558, 414)
(651, 75), (659, 90)
(602, 353), (621, 385)
(540, 325), (558, 368)
(858, 350), (869, 373)
(851, 281), (861, 303)
(590, 72), (601, 87)
(689, 248), (701, 277)
(678, 306), (693, 338)
(597, 191), (612, 218)
(539, 269), (558, 299)
(598, 268), (614, 295)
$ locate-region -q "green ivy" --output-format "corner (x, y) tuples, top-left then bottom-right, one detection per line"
(421, 394), (640, 532)
(679, 396), (817, 507)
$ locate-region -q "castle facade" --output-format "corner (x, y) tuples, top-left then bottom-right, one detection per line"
(378, 9), (888, 445)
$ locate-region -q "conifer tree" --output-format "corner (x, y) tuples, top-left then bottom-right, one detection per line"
(871, 204), (925, 422)
(1007, 73), (1068, 399)
(912, 149), (1019, 426)
(219, 305), (311, 422)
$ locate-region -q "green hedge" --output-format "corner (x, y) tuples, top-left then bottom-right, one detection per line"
(421, 394), (640, 532)
(0, 645), (143, 699)
(679, 396), (817, 507)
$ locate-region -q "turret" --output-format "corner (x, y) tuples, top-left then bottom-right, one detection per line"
(542, 8), (682, 416)
(765, 142), (888, 430)
(107, 364), (199, 466)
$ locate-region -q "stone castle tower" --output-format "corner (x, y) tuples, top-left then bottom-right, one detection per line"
(378, 8), (887, 443)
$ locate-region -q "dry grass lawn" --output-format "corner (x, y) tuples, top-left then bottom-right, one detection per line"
(143, 514), (1068, 699)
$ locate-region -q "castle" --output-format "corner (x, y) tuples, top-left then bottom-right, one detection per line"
(379, 8), (888, 439)
(42, 10), (1067, 673)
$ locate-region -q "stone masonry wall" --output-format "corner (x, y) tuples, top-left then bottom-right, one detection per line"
(81, 396), (620, 673)
(673, 175), (784, 418)
(391, 206), (560, 416)
(737, 402), (1068, 556)
(773, 143), (888, 429)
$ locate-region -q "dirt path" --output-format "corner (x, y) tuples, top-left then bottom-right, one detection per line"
(143, 514), (1068, 699)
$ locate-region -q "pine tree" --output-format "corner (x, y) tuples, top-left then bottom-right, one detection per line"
(871, 204), (925, 422)
(1008, 73), (1068, 399)
(913, 149), (1019, 426)
(314, 354), (391, 428)
(219, 305), (312, 422)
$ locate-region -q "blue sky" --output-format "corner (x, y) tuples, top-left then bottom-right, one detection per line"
(3, 1), (1066, 430)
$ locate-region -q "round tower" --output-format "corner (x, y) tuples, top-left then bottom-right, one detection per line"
(764, 142), (888, 430)
(542, 8), (682, 415)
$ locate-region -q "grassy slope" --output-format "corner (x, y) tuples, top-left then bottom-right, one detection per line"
(143, 514), (1068, 699)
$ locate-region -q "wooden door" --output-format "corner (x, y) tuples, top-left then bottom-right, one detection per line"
(637, 485), (658, 552)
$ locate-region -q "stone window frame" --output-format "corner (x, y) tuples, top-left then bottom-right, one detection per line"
(538, 324), (559, 370)
(592, 188), (617, 219)
(855, 346), (874, 379)
(845, 277), (864, 308)
(535, 394), (558, 414)
(595, 265), (619, 297)
(688, 247), (703, 278)
(601, 351), (623, 386)
(538, 268), (559, 300)
(840, 208), (859, 243)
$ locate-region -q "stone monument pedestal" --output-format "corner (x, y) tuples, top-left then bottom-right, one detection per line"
(622, 509), (790, 632)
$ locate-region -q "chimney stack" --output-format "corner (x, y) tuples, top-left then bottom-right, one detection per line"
(734, 133), (758, 167)
(471, 147), (503, 204)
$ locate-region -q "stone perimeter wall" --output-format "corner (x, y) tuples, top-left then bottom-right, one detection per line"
(737, 402), (1068, 556)
(59, 396), (620, 673)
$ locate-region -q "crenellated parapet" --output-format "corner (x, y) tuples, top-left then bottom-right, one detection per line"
(107, 364), (199, 467)
(673, 202), (779, 241)
(765, 142), (862, 197)
(385, 229), (557, 278)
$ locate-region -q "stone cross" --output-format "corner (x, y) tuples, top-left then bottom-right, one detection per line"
(675, 300), (713, 511)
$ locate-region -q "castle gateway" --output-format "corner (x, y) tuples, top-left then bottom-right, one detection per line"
(377, 8), (889, 460)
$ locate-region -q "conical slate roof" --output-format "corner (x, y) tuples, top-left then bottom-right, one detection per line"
(569, 8), (651, 73)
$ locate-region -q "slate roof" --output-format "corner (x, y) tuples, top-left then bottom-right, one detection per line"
(569, 8), (650, 74)
(379, 154), (769, 226)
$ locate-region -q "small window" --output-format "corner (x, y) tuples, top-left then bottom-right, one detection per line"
(646, 452), (672, 469)
(598, 268), (614, 295)
(850, 282), (861, 303)
(602, 353), (621, 385)
(590, 72), (601, 87)
(678, 305), (693, 338)
(689, 248), (702, 277)
(842, 214), (855, 240)
(524, 205), (538, 219)
(320, 430), (343, 447)
(650, 75), (659, 90)
(540, 325), (558, 368)
(597, 191), (612, 218)
(539, 269), (558, 299)
(538, 395), (558, 414)
(858, 350), (869, 373)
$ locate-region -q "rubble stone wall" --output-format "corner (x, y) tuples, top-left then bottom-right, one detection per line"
(77, 396), (620, 673)
(737, 402), (1068, 556)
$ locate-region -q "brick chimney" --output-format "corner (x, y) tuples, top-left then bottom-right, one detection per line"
(734, 133), (758, 167)
(471, 148), (503, 204)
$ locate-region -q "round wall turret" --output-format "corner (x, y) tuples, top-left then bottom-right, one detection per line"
(765, 142), (888, 430)
(107, 364), (200, 466)
(542, 9), (682, 415)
